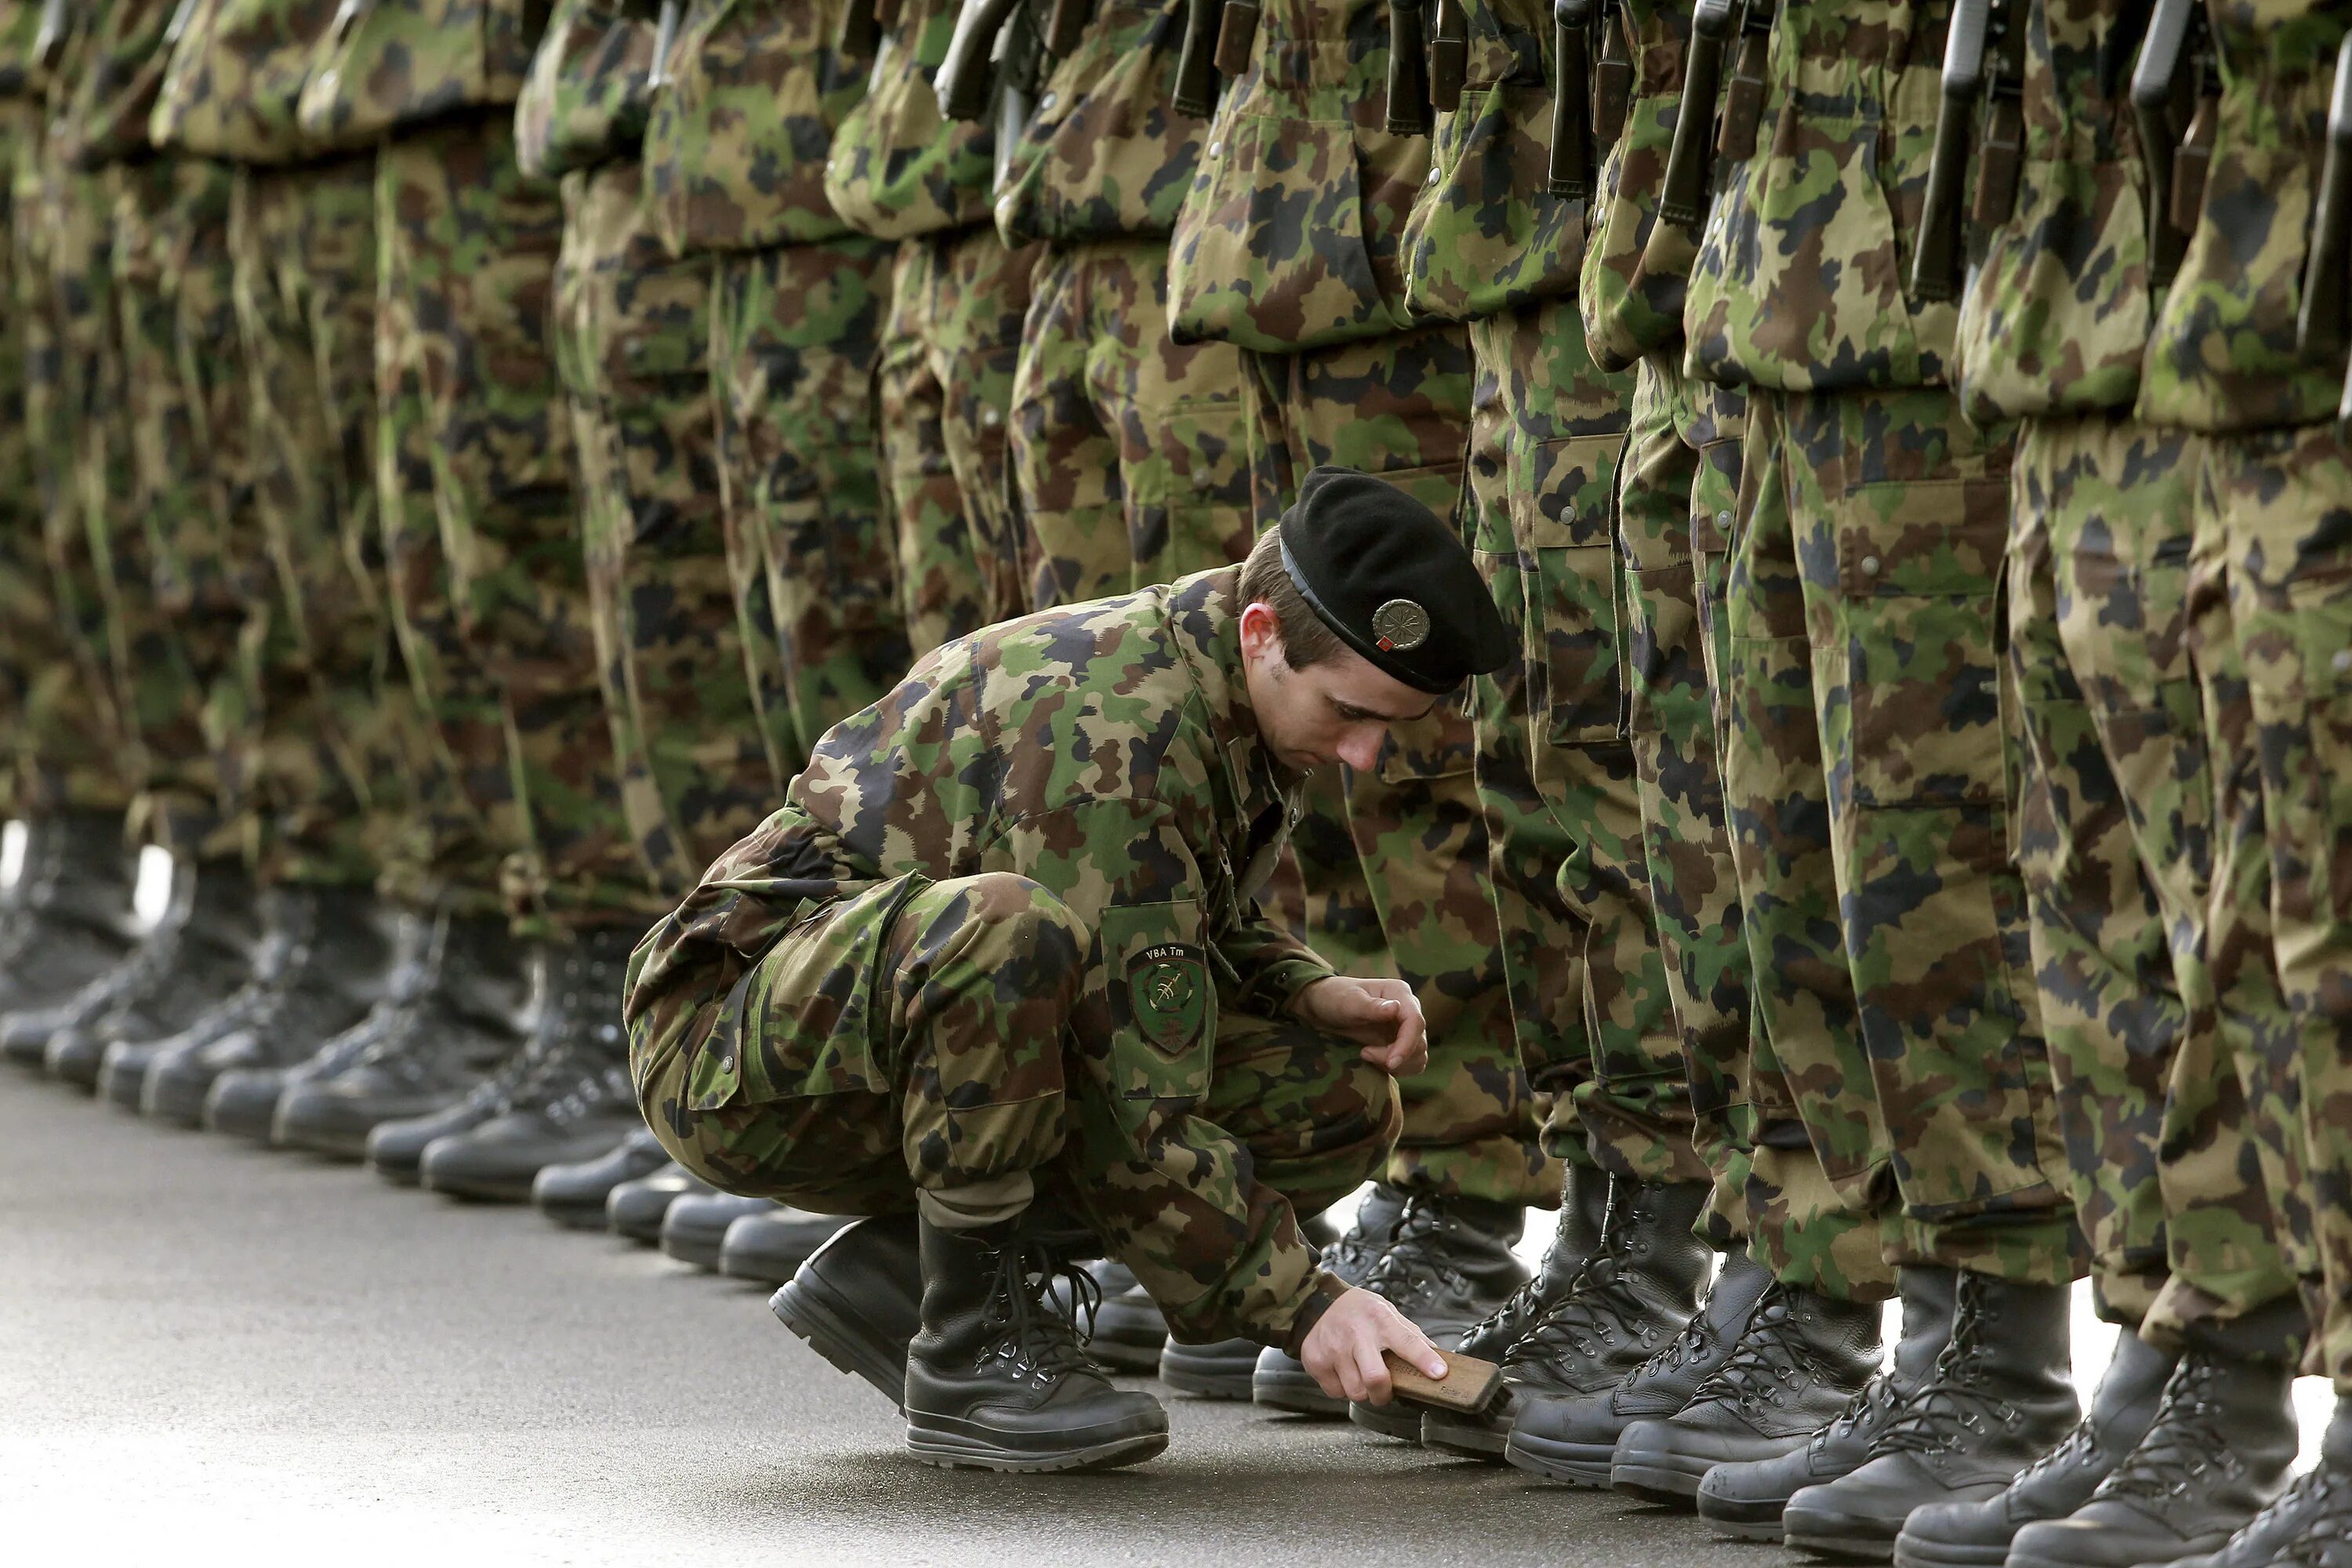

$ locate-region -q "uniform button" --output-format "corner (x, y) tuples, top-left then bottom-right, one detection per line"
(1038, 93), (1056, 111)
(1428, 168), (1441, 183)
(982, 406), (1004, 429)
(1207, 140), (1221, 158)
(1860, 555), (1882, 576)
(2335, 648), (2351, 676)
(1715, 509), (1732, 529)
(719, 1054), (734, 1071)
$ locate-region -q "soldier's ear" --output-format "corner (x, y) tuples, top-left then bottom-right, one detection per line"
(1238, 602), (1289, 670)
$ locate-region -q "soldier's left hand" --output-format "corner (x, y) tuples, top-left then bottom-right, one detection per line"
(1291, 977), (1428, 1077)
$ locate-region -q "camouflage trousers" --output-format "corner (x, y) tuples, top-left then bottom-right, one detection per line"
(2009, 415), (2303, 1348)
(1013, 237), (1255, 610)
(1467, 299), (1698, 1192)
(877, 227), (1041, 646)
(376, 114), (581, 930)
(709, 237), (901, 781)
(15, 137), (137, 820)
(1244, 327), (1557, 1207)
(635, 870), (1398, 1344)
(0, 98), (32, 820)
(1629, 355), (1893, 1300)
(561, 162), (754, 929)
(229, 155), (408, 892)
(107, 156), (237, 862)
(2197, 420), (2352, 1388)
(1726, 385), (2074, 1284)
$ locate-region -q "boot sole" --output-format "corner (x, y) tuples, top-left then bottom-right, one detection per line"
(1348, 1401), (1424, 1443)
(1783, 1508), (1900, 1562)
(661, 1232), (727, 1270)
(1894, 1539), (2013, 1568)
(1251, 1370), (1345, 1419)
(536, 1199), (612, 1232)
(903, 1420), (1169, 1475)
(1503, 1429), (1616, 1488)
(142, 1074), (213, 1128)
(422, 1171), (536, 1203)
(1156, 1347), (1255, 1401)
(769, 1277), (907, 1413)
(1420, 1413), (1508, 1461)
(1610, 1446), (1715, 1504)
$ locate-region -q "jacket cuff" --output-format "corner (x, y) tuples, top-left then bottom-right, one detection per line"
(1279, 1269), (1351, 1359)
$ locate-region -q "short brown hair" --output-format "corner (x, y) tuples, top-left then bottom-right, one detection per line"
(1238, 526), (1345, 670)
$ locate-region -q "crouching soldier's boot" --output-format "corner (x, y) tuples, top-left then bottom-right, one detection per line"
(902, 1214), (1171, 1472)
(1780, 1272), (2079, 1560)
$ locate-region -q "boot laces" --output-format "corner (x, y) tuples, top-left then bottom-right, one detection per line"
(1507, 1197), (1654, 1364)
(1873, 1281), (2010, 1458)
(979, 1237), (1105, 1385)
(2096, 1357), (2234, 1501)
(1361, 1197), (1473, 1308)
(2274, 1468), (2352, 1566)
(1323, 1200), (1402, 1282)
(1689, 1289), (1837, 1414)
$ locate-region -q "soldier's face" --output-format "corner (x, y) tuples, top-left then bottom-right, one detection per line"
(1239, 604), (1439, 773)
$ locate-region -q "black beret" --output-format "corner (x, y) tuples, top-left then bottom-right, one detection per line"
(1276, 466), (1513, 694)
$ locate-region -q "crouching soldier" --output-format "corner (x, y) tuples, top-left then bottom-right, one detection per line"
(626, 468), (1504, 1472)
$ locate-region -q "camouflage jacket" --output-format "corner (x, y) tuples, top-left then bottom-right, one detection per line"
(1951, 0), (2157, 422)
(514, 0), (659, 180)
(1397, 0), (1585, 325)
(54, 0), (176, 169)
(1682, 0), (1957, 391)
(822, 0), (994, 241)
(1167, 0), (1434, 351)
(627, 568), (1340, 1337)
(150, 0), (342, 164)
(1578, 0), (1693, 371)
(296, 0), (547, 145)
(994, 0), (1205, 249)
(1, 1), (46, 98)
(644, 0), (869, 257)
(2139, 2), (2351, 434)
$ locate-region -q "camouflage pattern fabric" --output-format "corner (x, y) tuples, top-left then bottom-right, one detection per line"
(630, 568), (1388, 1345)
(512, 0), (659, 182)
(560, 162), (752, 924)
(1243, 330), (1557, 1207)
(710, 239), (898, 783)
(297, 0), (543, 147)
(819, 0), (993, 243)
(874, 227), (1042, 647)
(1011, 238), (1255, 611)
(0, 93), (34, 820)
(229, 156), (407, 891)
(149, 0), (339, 166)
(374, 114), (585, 930)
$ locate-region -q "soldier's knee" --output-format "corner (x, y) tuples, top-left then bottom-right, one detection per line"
(934, 871), (1090, 973)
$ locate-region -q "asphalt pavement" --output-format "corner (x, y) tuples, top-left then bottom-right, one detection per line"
(0, 1066), (2330, 1568)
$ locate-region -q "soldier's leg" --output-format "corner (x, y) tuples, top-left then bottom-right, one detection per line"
(0, 96), (33, 833)
(709, 237), (898, 779)
(931, 228), (1041, 627)
(875, 237), (991, 656)
(1014, 245), (1130, 610)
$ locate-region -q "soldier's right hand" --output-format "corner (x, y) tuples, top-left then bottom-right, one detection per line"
(1300, 1287), (1447, 1405)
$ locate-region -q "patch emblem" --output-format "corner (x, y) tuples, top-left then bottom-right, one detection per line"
(1370, 598), (1430, 652)
(1127, 942), (1208, 1051)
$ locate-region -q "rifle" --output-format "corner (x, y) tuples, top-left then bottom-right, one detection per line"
(2129, 0), (2204, 286)
(1659, 0), (1737, 231)
(994, 2), (1044, 193)
(647, 0), (682, 92)
(937, 0), (1022, 120)
(1215, 1), (1261, 73)
(1044, 0), (1093, 55)
(1717, 0), (1773, 159)
(1971, 0), (2026, 227)
(1592, 0), (1631, 147)
(1911, 0), (1990, 302)
(1548, 0), (1594, 200)
(1172, 0), (1223, 114)
(840, 0), (880, 55)
(2302, 34), (2352, 361)
(1388, 0), (1434, 133)
(1430, 0), (1468, 112)
(33, 0), (67, 72)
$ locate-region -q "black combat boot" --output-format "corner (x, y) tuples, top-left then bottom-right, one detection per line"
(39, 857), (255, 1088)
(718, 1206), (844, 1283)
(659, 1191), (774, 1269)
(1891, 1327), (2176, 1567)
(1494, 1250), (1773, 1481)
(282, 912), (532, 1161)
(136, 884), (397, 1127)
(1072, 1261), (1168, 1374)
(901, 1215), (1170, 1472)
(1347, 1192), (1533, 1440)
(0, 808), (140, 1019)
(2263, 1396), (2352, 1568)
(1997, 1338), (2302, 1568)
(1697, 1266), (1957, 1540)
(772, 1214), (925, 1408)
(1612, 1280), (1886, 1504)
(200, 892), (408, 1138)
(3, 848), (189, 1070)
(1254, 1184), (1407, 1415)
(608, 1161), (714, 1243)
(1780, 1271), (2080, 1559)
(530, 1124), (672, 1229)
(1441, 1178), (1708, 1465)
(93, 866), (268, 1106)
(1161, 1213), (1337, 1399)
(415, 927), (643, 1200)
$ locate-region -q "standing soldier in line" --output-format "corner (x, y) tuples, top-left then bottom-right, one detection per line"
(1895, 4), (2316, 1566)
(630, 0), (898, 1277)
(1439, 0), (1904, 1486)
(9, 0), (274, 1091)
(823, 0), (1040, 648)
(1671, 1), (2085, 1555)
(2118, 4), (2352, 1560)
(0, 2), (148, 1027)
(1171, 0), (1581, 1433)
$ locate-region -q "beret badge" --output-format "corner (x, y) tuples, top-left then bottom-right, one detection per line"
(1370, 598), (1431, 653)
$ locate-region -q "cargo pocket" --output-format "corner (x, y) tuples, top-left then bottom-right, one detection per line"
(1098, 898), (1217, 1127)
(1515, 431), (1630, 745)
